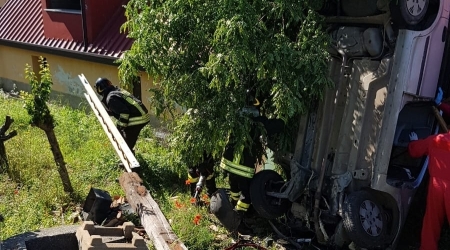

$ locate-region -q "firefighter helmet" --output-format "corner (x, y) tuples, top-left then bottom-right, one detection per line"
(95, 78), (112, 95)
(246, 89), (261, 107)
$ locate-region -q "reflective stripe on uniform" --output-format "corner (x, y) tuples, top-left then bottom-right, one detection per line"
(236, 200), (250, 212)
(124, 95), (146, 114)
(220, 158), (254, 178)
(116, 90), (150, 126)
(117, 113), (130, 127)
(128, 113), (151, 126)
(188, 174), (199, 183)
(230, 191), (240, 201)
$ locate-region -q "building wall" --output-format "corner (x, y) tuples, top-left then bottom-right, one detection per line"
(84, 0), (124, 43)
(40, 0), (124, 43)
(0, 0), (8, 7)
(0, 45), (158, 125)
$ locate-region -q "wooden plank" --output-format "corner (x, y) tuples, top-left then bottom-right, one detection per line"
(78, 74), (139, 172)
(79, 74), (187, 250)
(119, 172), (188, 250)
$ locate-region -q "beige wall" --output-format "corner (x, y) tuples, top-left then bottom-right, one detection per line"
(0, 45), (155, 112)
(0, 0), (8, 7)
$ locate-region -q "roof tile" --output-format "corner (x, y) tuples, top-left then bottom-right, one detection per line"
(0, 0), (132, 59)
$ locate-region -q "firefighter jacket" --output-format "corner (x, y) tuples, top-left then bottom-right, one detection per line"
(408, 132), (450, 182)
(102, 87), (150, 128)
(220, 115), (284, 178)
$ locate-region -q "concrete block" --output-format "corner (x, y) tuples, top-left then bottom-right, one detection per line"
(122, 222), (134, 239)
(76, 221), (147, 250)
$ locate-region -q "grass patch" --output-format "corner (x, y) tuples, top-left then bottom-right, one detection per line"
(0, 93), (281, 250)
(0, 93), (123, 238)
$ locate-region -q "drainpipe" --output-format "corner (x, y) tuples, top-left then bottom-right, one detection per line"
(80, 0), (88, 52)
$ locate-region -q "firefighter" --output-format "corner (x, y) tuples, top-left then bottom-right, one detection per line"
(95, 78), (150, 156)
(188, 152), (218, 199)
(409, 130), (450, 250)
(219, 92), (284, 234)
(407, 87), (450, 250)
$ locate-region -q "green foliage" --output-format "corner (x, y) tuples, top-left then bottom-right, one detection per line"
(0, 96), (284, 248)
(0, 96), (122, 240)
(119, 0), (332, 166)
(23, 57), (54, 127)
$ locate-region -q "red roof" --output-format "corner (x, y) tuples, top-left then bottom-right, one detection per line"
(0, 0), (132, 59)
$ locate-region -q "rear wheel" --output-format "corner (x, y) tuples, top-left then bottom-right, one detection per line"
(399, 0), (429, 25)
(343, 189), (389, 249)
(250, 170), (290, 219)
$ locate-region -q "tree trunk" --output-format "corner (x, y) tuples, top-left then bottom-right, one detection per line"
(0, 116), (17, 173)
(42, 126), (74, 193)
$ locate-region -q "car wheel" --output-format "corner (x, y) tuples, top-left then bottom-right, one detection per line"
(399, 0), (429, 26)
(343, 190), (389, 248)
(250, 170), (290, 219)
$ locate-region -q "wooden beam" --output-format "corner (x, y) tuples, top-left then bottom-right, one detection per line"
(119, 172), (188, 250)
(79, 74), (139, 172)
(79, 74), (187, 249)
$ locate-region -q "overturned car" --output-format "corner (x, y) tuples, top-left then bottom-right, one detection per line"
(250, 0), (450, 249)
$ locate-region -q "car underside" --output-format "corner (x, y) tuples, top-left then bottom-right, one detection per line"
(250, 0), (450, 249)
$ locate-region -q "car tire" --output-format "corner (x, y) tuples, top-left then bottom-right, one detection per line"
(250, 170), (290, 219)
(398, 0), (429, 26)
(343, 189), (389, 249)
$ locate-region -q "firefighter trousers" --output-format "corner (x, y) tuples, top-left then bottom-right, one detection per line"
(420, 177), (450, 250)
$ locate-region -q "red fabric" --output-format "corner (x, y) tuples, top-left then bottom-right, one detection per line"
(409, 133), (450, 182)
(438, 102), (450, 118)
(409, 133), (450, 250)
(419, 177), (450, 250)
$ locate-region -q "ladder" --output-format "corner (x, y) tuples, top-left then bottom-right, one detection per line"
(78, 74), (139, 172)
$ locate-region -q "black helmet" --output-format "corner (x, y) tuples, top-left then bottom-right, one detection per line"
(246, 89), (261, 107)
(95, 78), (112, 95)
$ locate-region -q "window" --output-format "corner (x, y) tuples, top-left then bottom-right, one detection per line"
(46, 0), (81, 11)
(132, 76), (142, 101)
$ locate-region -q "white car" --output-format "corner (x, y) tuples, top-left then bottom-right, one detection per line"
(250, 0), (450, 249)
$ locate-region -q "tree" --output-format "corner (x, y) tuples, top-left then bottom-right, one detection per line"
(0, 116), (17, 174)
(23, 57), (74, 194)
(118, 0), (332, 166)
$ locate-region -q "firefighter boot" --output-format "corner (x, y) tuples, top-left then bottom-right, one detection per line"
(205, 177), (218, 198)
(236, 210), (253, 235)
(235, 201), (253, 235)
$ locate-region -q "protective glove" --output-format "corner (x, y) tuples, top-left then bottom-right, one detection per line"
(409, 132), (418, 141)
(435, 87), (443, 106)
